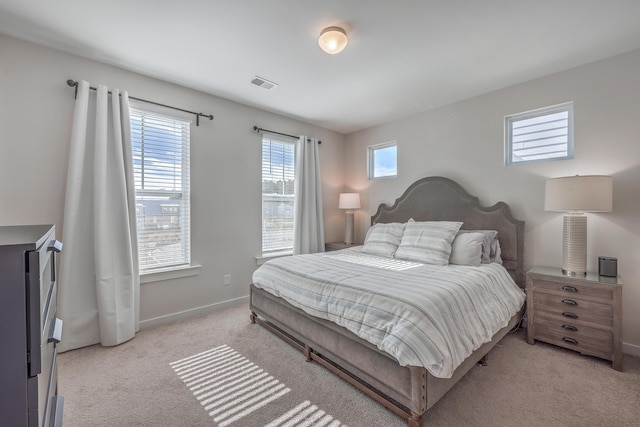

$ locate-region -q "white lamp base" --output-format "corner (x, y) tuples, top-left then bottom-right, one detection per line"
(344, 211), (355, 244)
(562, 213), (587, 276)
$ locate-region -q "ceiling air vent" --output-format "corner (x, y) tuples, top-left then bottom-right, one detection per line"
(251, 76), (278, 90)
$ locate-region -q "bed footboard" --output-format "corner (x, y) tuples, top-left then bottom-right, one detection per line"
(250, 284), (524, 426)
(250, 284), (427, 423)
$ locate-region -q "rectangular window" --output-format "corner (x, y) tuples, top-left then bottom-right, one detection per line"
(130, 104), (191, 272)
(505, 102), (573, 165)
(262, 136), (296, 255)
(368, 141), (397, 179)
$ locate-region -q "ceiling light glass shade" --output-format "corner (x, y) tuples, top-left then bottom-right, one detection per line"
(318, 26), (348, 54)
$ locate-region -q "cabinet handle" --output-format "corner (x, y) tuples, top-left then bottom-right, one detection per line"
(51, 395), (64, 427)
(48, 240), (63, 253)
(561, 285), (578, 292)
(562, 299), (578, 306)
(48, 318), (63, 344)
(563, 337), (579, 345)
(562, 312), (578, 319)
(48, 240), (63, 281)
(562, 324), (578, 331)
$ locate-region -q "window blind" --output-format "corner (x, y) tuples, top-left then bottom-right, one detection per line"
(261, 137), (295, 254)
(506, 103), (573, 164)
(130, 106), (191, 272)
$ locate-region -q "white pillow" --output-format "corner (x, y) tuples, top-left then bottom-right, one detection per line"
(395, 221), (463, 265)
(361, 222), (406, 257)
(449, 232), (484, 266)
(458, 229), (501, 264)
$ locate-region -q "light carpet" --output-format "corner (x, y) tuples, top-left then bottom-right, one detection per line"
(58, 303), (640, 426)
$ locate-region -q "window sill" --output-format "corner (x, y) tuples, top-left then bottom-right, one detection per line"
(255, 251), (292, 266)
(369, 174), (397, 180)
(140, 264), (202, 284)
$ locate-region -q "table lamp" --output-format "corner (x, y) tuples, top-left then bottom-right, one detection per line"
(339, 193), (360, 244)
(544, 175), (612, 276)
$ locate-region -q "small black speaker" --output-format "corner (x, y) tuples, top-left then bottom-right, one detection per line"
(598, 256), (617, 277)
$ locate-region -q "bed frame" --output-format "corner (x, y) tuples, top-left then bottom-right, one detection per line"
(250, 176), (525, 426)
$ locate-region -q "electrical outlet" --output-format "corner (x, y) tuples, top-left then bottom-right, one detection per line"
(223, 274), (231, 286)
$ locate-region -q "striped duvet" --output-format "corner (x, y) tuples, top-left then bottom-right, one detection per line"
(252, 248), (526, 379)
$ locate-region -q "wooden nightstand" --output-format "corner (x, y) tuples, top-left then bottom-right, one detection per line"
(526, 266), (623, 371)
(325, 242), (359, 252)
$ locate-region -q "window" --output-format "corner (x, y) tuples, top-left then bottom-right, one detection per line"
(368, 141), (397, 179)
(261, 136), (296, 255)
(505, 102), (573, 165)
(130, 104), (191, 272)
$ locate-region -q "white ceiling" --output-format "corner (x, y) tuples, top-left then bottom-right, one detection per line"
(2, 1), (640, 134)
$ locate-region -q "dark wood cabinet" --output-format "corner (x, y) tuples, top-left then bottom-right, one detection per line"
(0, 225), (64, 426)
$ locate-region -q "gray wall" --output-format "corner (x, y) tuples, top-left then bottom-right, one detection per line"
(2, 32), (638, 356)
(0, 34), (346, 326)
(344, 48), (640, 355)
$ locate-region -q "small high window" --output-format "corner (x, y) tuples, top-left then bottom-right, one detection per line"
(368, 141), (397, 179)
(505, 103), (573, 165)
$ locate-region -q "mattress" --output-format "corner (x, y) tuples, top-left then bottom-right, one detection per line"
(252, 248), (526, 378)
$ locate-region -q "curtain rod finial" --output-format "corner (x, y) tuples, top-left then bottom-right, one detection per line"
(66, 79), (77, 87)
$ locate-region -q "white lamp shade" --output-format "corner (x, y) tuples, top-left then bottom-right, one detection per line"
(318, 26), (348, 54)
(339, 193), (360, 209)
(544, 175), (612, 212)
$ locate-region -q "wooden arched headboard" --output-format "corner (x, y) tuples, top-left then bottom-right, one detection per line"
(371, 176), (525, 288)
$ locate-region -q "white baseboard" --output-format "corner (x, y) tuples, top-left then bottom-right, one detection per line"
(623, 341), (640, 358)
(139, 295), (249, 330)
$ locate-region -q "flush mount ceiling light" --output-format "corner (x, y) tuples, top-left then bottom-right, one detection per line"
(318, 26), (348, 54)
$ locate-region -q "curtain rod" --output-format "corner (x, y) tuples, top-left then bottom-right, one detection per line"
(253, 126), (321, 144)
(66, 79), (214, 126)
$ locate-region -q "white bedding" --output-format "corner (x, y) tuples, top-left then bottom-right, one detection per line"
(252, 248), (525, 379)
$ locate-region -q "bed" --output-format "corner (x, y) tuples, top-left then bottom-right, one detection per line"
(250, 176), (525, 426)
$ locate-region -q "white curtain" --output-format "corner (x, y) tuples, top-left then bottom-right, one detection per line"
(58, 81), (139, 352)
(293, 136), (325, 254)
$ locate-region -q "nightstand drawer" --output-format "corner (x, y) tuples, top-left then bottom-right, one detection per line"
(533, 279), (612, 300)
(532, 291), (612, 326)
(533, 317), (612, 360)
(533, 315), (612, 344)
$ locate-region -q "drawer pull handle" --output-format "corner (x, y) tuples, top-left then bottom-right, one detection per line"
(561, 285), (578, 292)
(51, 395), (64, 427)
(562, 299), (578, 306)
(48, 318), (63, 344)
(562, 324), (578, 331)
(48, 240), (63, 253)
(563, 337), (579, 345)
(562, 312), (578, 319)
(48, 240), (63, 281)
